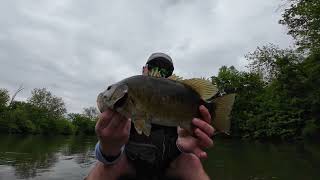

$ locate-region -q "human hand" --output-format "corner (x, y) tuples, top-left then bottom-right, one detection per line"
(176, 105), (214, 159)
(95, 108), (131, 156)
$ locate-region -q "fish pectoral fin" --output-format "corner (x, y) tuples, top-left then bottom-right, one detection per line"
(133, 118), (152, 136)
(133, 119), (145, 135)
(143, 122), (151, 136)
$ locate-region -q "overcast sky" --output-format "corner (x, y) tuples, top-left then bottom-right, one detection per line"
(0, 0), (293, 113)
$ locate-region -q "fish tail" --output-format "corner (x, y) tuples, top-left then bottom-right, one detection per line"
(204, 94), (236, 134)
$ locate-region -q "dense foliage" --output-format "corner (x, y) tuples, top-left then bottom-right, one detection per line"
(211, 0), (320, 140)
(279, 0), (320, 52)
(213, 49), (320, 140)
(0, 88), (98, 135)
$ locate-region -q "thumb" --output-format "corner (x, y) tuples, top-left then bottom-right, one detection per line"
(192, 147), (208, 159)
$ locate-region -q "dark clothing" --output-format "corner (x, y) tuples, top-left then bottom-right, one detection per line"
(124, 123), (181, 180)
(118, 175), (180, 180)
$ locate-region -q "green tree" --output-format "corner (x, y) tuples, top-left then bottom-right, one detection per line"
(83, 106), (99, 120)
(0, 88), (10, 109)
(0, 88), (12, 132)
(279, 0), (320, 52)
(212, 66), (265, 137)
(243, 44), (320, 140)
(68, 113), (96, 135)
(300, 52), (320, 138)
(0, 88), (78, 135)
(245, 44), (301, 82)
(212, 44), (320, 140)
(28, 88), (67, 118)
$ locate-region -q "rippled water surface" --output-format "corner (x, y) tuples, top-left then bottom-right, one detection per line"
(0, 135), (319, 180)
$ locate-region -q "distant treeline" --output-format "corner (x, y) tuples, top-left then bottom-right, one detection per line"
(0, 88), (97, 135)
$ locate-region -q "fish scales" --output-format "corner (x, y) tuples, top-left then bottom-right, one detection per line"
(126, 76), (201, 129)
(97, 75), (235, 136)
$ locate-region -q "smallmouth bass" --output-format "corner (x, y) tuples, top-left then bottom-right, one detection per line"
(97, 75), (235, 136)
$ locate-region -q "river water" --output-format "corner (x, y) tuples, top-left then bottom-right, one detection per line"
(0, 135), (319, 180)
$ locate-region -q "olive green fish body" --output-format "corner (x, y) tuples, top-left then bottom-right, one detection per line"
(124, 76), (203, 131)
(97, 75), (235, 136)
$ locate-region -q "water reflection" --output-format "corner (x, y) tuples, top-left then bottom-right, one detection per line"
(0, 135), (319, 180)
(203, 140), (320, 180)
(0, 135), (97, 179)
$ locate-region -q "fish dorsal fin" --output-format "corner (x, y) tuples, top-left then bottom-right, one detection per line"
(180, 78), (218, 100)
(168, 74), (183, 81)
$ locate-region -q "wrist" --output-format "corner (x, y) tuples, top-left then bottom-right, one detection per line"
(100, 142), (124, 156)
(95, 142), (125, 165)
(100, 145), (122, 162)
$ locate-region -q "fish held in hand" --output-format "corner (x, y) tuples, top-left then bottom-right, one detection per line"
(97, 75), (235, 136)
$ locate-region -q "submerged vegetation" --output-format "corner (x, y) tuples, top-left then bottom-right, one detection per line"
(0, 0), (319, 140)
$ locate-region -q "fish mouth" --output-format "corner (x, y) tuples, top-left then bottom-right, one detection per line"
(97, 93), (107, 113)
(113, 92), (128, 110)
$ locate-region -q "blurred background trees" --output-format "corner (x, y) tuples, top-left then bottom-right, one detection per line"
(211, 0), (320, 140)
(0, 88), (98, 135)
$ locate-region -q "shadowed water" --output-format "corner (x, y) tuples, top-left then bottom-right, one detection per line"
(0, 135), (319, 180)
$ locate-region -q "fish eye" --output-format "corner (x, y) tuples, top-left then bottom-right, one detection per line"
(107, 86), (112, 90)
